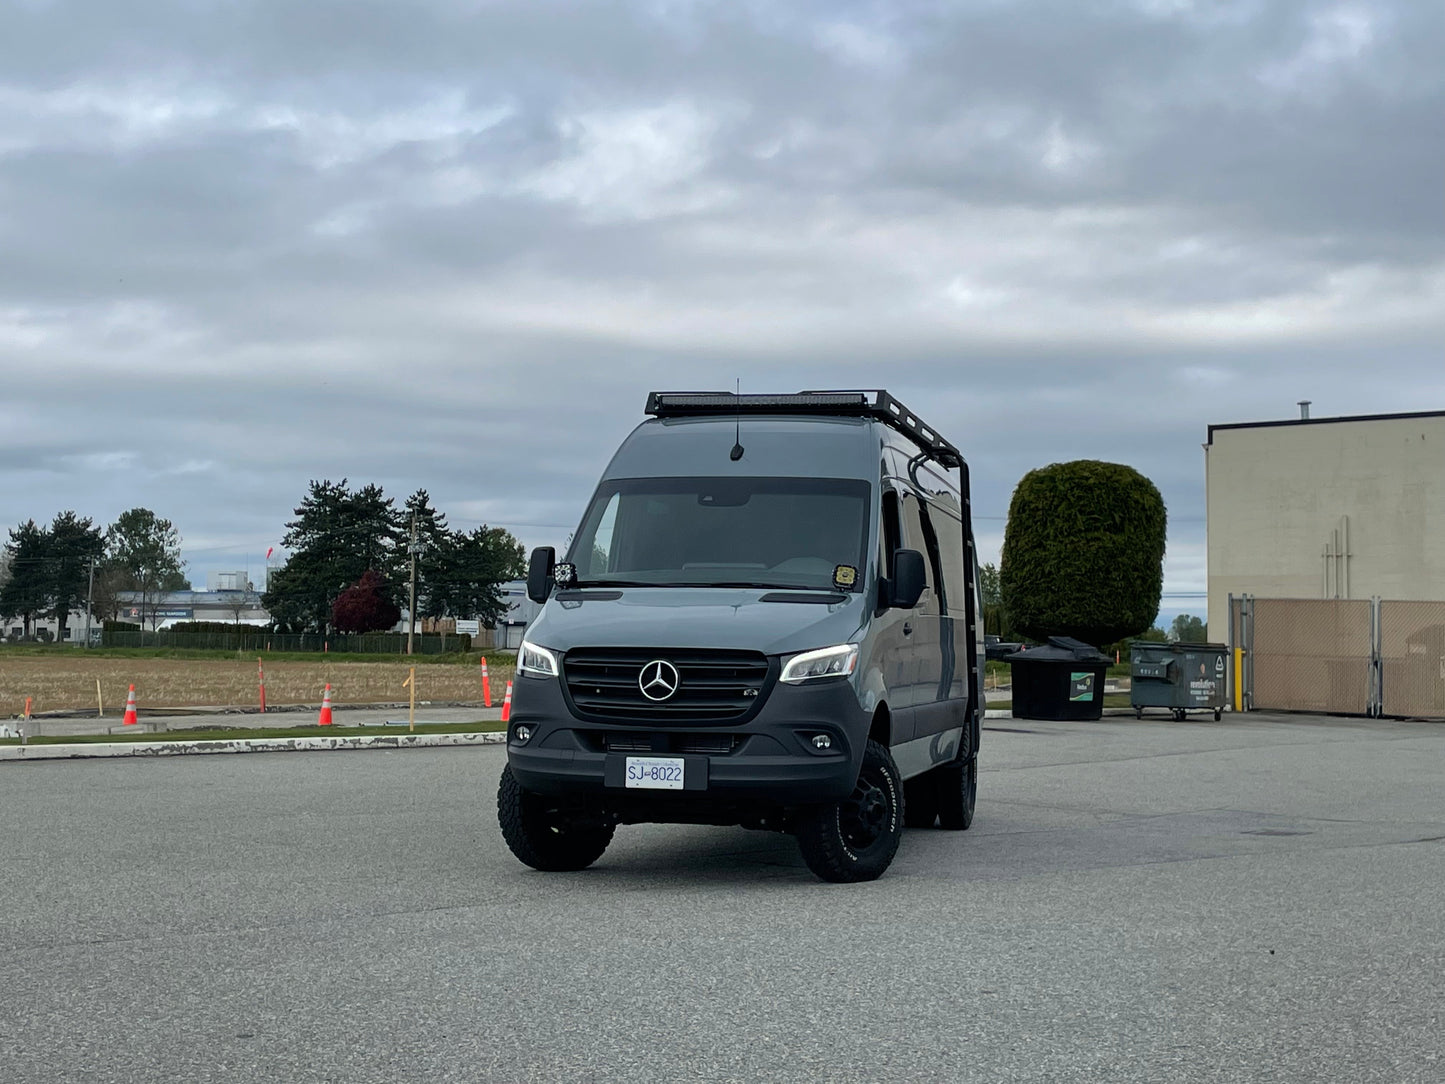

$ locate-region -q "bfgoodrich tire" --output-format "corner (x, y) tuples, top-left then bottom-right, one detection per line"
(935, 755), (977, 831)
(795, 740), (904, 883)
(497, 764), (615, 872)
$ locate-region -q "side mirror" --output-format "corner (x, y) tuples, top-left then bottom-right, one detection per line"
(891, 549), (926, 609)
(526, 547), (556, 604)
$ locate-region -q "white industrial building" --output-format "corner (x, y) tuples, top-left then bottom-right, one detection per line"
(1205, 407), (1445, 718)
(1205, 407), (1445, 635)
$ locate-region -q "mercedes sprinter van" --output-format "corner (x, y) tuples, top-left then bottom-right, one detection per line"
(498, 390), (983, 882)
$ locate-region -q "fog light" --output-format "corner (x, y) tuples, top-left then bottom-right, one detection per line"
(515, 726), (533, 744)
(811, 734), (832, 750)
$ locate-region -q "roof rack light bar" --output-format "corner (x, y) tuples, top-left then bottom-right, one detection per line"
(644, 389), (963, 469)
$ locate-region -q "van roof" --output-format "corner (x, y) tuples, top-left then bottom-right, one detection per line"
(645, 390), (963, 469)
(604, 414), (883, 481)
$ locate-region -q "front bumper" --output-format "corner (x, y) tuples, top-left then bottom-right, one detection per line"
(505, 672), (870, 809)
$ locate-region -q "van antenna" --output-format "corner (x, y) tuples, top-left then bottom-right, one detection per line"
(730, 378), (744, 460)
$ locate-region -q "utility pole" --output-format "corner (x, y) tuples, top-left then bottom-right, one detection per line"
(407, 511), (419, 656)
(84, 555), (96, 649)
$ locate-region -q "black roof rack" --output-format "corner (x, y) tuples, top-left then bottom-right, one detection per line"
(644, 389), (963, 469)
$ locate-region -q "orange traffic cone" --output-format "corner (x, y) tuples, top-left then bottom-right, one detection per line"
(500, 680), (513, 723)
(317, 684), (334, 726)
(481, 657), (492, 708)
(122, 685), (138, 726)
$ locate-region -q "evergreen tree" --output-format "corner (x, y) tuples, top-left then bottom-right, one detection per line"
(444, 525), (527, 626)
(262, 479), (404, 633)
(403, 489), (452, 620)
(978, 562), (1001, 607)
(1000, 460), (1166, 646)
(106, 509), (189, 630)
(0, 520), (51, 638)
(978, 561), (1011, 638)
(1170, 614), (1207, 643)
(45, 511), (105, 640)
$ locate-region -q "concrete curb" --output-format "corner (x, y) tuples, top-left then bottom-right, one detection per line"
(0, 731), (506, 762)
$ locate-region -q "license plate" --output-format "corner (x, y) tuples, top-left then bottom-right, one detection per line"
(624, 756), (685, 790)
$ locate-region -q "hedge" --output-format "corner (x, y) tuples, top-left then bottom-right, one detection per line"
(1000, 459), (1166, 646)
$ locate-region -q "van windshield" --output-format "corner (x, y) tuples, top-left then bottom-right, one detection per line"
(567, 476), (871, 591)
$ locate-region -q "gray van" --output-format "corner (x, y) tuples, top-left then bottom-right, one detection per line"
(498, 390), (983, 882)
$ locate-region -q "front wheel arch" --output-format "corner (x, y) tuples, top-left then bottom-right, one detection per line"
(868, 703), (891, 747)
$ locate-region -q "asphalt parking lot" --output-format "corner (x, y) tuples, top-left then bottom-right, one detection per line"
(2, 712), (1442, 1083)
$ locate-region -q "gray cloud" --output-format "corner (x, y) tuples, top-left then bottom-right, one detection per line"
(2, 0), (1441, 618)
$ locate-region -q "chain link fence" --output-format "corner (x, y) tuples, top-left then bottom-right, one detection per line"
(1249, 599), (1373, 714)
(100, 629), (496, 654)
(1232, 596), (1445, 719)
(1380, 600), (1445, 718)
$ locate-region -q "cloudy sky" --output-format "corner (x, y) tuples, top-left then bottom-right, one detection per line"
(2, 0), (1441, 620)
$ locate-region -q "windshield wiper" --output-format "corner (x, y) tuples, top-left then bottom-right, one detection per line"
(568, 579), (661, 588)
(688, 581), (823, 591)
(570, 579), (828, 591)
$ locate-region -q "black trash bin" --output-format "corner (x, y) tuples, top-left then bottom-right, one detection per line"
(1004, 636), (1112, 720)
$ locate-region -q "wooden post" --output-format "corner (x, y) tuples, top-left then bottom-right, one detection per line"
(96, 678), (104, 718)
(403, 667), (416, 732)
(258, 658), (267, 713)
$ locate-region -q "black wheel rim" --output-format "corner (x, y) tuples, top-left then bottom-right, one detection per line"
(526, 792), (580, 837)
(840, 770), (892, 851)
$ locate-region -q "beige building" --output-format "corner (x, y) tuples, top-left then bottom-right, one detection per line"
(1205, 408), (1445, 638)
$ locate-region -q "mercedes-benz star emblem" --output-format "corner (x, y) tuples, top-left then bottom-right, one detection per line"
(639, 659), (680, 701)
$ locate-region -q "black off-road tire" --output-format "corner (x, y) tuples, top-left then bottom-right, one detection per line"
(935, 755), (977, 831)
(497, 764), (615, 872)
(905, 774), (939, 829)
(795, 740), (904, 883)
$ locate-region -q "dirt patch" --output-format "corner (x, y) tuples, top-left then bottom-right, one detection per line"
(0, 656), (516, 715)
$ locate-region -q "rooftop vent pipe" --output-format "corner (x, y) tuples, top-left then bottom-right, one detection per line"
(1297, 400), (1311, 420)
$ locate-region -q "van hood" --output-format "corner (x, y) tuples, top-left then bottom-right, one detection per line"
(524, 587), (867, 657)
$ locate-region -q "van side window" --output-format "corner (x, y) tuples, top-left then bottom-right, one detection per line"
(930, 504), (968, 616)
(900, 491), (935, 598)
(881, 490), (901, 577)
(916, 503), (947, 613)
(584, 493), (619, 574)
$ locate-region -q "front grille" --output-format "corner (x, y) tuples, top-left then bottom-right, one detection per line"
(564, 647), (772, 723)
(598, 732), (744, 755)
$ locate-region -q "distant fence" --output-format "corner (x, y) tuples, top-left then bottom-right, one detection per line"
(101, 629), (497, 654)
(1232, 596), (1445, 718)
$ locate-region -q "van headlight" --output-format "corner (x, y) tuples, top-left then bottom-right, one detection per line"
(517, 640), (559, 679)
(780, 643), (859, 684)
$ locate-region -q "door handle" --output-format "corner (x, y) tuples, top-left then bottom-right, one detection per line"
(903, 621), (913, 636)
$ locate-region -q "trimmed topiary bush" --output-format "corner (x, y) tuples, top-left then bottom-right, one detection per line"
(1000, 460), (1166, 647)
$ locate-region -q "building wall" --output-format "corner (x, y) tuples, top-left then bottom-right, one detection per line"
(4, 609), (93, 643)
(117, 591), (270, 626)
(1205, 412), (1445, 637)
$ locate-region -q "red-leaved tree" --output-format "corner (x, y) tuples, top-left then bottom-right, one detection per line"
(331, 570), (401, 633)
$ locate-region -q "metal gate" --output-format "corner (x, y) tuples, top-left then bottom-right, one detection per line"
(1380, 600), (1445, 718)
(1231, 596), (1445, 719)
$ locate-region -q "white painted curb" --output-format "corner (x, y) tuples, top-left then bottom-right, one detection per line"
(0, 731), (505, 762)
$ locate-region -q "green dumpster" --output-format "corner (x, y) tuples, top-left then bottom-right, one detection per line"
(1130, 641), (1230, 721)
